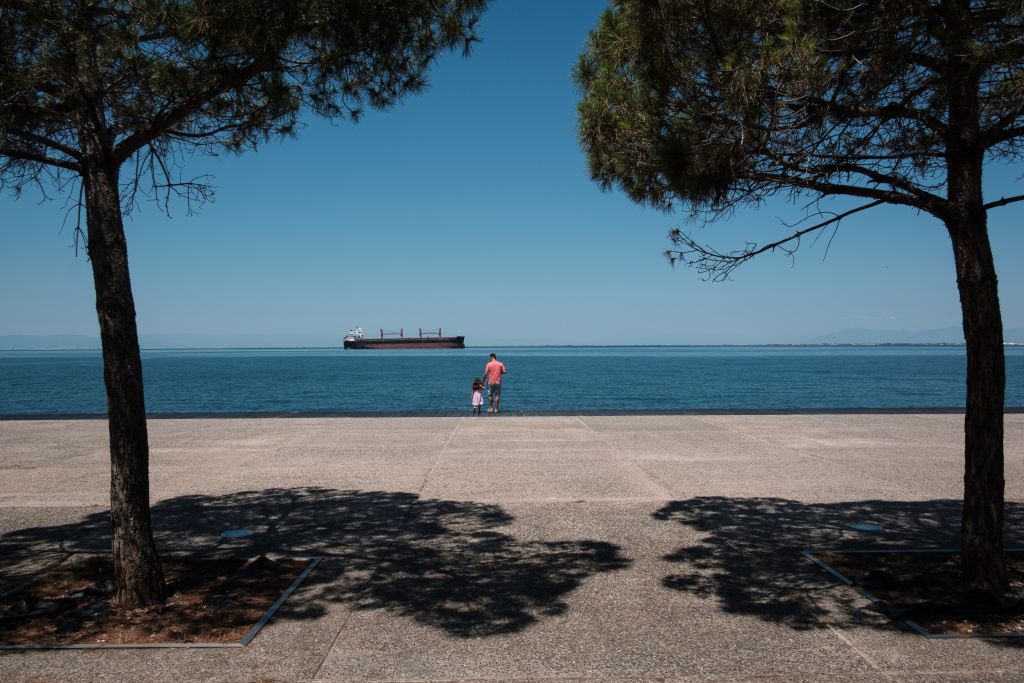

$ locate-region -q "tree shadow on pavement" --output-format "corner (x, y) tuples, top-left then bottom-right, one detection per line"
(653, 496), (1024, 644)
(0, 488), (630, 638)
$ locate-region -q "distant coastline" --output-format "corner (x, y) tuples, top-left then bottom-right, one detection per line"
(5, 342), (1024, 352)
(2, 328), (1023, 351)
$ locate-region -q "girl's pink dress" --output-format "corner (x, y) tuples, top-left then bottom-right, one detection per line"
(472, 389), (484, 407)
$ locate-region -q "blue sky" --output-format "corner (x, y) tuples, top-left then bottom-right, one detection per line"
(2, 0), (1022, 346)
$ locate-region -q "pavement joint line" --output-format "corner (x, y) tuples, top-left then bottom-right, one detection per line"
(575, 415), (672, 500)
(692, 413), (887, 481)
(306, 543), (402, 680)
(806, 548), (1024, 640)
(825, 623), (900, 682)
(799, 554), (901, 681)
(0, 554), (323, 651)
(417, 416), (463, 496)
(310, 417), (465, 682)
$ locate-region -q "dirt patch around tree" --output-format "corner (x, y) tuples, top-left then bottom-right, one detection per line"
(810, 549), (1024, 636)
(0, 554), (313, 646)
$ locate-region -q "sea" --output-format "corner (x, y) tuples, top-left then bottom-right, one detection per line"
(1, 345), (1023, 415)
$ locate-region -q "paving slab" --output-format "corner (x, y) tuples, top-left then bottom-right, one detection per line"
(798, 451), (967, 499)
(0, 466), (110, 507)
(632, 455), (898, 499)
(421, 458), (663, 503)
(0, 414), (1022, 682)
(694, 413), (961, 450)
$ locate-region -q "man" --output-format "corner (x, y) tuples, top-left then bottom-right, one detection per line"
(483, 353), (507, 414)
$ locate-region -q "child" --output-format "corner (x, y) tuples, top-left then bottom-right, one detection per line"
(471, 377), (485, 415)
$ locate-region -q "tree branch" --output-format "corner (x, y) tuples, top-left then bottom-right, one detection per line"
(981, 110), (1023, 147)
(0, 146), (80, 173)
(983, 124), (1024, 148)
(166, 123), (245, 140)
(804, 96), (946, 135)
(666, 200), (885, 281)
(831, 161), (946, 208)
(9, 130), (83, 162)
(983, 194), (1024, 211)
(112, 57), (275, 164)
(749, 170), (946, 218)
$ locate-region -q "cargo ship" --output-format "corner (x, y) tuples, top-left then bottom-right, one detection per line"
(343, 327), (465, 350)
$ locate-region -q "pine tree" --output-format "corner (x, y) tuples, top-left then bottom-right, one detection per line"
(576, 0), (1024, 593)
(1, 0), (489, 607)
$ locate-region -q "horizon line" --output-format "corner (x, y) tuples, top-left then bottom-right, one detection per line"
(6, 342), (1022, 352)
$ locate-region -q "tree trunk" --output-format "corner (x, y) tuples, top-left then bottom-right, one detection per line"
(941, 0), (1008, 594)
(84, 162), (167, 607)
(949, 215), (1007, 594)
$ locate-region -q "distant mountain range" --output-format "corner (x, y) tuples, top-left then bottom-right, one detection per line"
(806, 326), (1024, 345)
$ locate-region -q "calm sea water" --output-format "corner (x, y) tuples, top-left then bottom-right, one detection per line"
(1, 346), (1023, 414)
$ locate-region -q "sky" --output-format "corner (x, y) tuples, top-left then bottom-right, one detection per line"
(2, 0), (1022, 347)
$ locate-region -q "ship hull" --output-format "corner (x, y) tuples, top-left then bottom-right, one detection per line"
(344, 336), (465, 350)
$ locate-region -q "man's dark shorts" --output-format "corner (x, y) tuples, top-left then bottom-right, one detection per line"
(488, 382), (502, 397)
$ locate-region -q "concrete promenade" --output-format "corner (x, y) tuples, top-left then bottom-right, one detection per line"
(1, 413), (1023, 682)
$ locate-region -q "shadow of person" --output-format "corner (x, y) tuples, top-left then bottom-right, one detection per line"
(0, 487), (630, 638)
(653, 496), (1024, 641)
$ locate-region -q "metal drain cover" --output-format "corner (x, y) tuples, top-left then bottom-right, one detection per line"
(220, 529), (255, 538)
